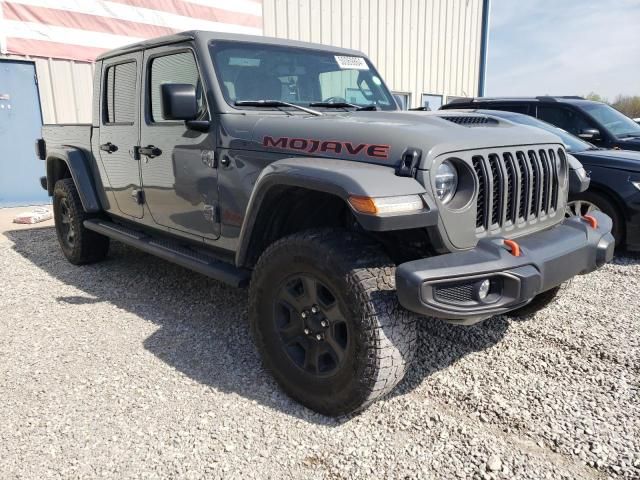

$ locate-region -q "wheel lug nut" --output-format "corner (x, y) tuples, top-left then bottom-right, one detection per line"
(301, 311), (307, 319)
(320, 320), (328, 328)
(311, 305), (319, 314)
(303, 328), (310, 335)
(316, 334), (323, 341)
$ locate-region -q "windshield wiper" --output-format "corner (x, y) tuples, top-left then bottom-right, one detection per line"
(309, 102), (378, 111)
(235, 100), (323, 116)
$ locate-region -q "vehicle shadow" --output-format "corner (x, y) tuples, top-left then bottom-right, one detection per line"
(6, 227), (523, 424)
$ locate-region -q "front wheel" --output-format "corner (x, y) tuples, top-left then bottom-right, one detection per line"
(566, 191), (623, 247)
(249, 229), (417, 416)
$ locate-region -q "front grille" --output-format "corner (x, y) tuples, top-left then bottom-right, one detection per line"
(472, 147), (565, 231)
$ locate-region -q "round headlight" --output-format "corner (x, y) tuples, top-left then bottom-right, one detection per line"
(435, 160), (458, 204)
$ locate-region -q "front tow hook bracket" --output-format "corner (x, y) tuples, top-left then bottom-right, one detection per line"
(503, 239), (521, 257)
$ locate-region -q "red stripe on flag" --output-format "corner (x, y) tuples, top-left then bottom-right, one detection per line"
(6, 37), (108, 62)
(4, 3), (178, 39)
(109, 0), (263, 28)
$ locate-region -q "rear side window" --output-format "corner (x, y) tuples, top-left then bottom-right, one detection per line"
(103, 61), (137, 124)
(538, 105), (596, 136)
(149, 51), (207, 123)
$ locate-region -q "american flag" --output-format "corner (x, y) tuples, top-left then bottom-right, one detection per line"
(0, 0), (263, 62)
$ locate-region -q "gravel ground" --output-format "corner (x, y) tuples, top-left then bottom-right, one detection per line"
(1, 225), (638, 479)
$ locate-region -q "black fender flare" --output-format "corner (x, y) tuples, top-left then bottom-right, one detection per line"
(235, 157), (437, 267)
(46, 147), (101, 213)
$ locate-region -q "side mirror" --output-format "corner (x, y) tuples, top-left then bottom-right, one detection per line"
(578, 128), (600, 141)
(393, 94), (407, 110)
(161, 83), (198, 121)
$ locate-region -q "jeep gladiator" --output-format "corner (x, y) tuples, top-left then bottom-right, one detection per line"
(37, 31), (614, 416)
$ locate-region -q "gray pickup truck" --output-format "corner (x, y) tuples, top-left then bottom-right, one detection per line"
(37, 30), (614, 416)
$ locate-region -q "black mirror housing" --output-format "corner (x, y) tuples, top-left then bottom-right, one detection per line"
(161, 83), (198, 121)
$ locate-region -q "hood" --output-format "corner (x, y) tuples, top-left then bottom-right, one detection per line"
(574, 148), (640, 172)
(615, 136), (640, 151)
(221, 110), (563, 169)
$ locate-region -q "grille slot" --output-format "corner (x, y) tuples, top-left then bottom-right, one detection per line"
(473, 147), (564, 233)
(473, 156), (487, 229)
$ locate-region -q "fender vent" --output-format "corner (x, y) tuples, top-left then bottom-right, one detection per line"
(439, 115), (498, 126)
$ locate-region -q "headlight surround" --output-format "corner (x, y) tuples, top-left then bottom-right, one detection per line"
(435, 160), (458, 204)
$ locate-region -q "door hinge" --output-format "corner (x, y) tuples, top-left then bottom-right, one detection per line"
(132, 189), (145, 205)
(132, 146), (141, 161)
(203, 204), (219, 223)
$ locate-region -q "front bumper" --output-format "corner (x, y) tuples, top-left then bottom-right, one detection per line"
(396, 211), (614, 324)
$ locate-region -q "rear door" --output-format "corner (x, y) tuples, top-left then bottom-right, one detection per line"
(139, 45), (219, 239)
(536, 104), (604, 143)
(98, 53), (143, 218)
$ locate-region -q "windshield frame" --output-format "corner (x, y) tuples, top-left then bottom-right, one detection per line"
(209, 40), (397, 114)
(581, 102), (640, 138)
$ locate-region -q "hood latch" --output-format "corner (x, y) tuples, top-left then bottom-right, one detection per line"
(396, 148), (422, 177)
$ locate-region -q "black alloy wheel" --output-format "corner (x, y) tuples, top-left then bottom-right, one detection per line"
(274, 274), (349, 376)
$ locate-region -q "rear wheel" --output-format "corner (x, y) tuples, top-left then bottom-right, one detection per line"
(249, 229), (417, 416)
(53, 178), (109, 265)
(566, 191), (623, 247)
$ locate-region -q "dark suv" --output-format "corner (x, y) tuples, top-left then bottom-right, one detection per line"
(442, 96), (640, 151)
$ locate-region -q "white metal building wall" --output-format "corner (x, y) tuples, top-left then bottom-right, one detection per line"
(263, 0), (484, 109)
(2, 54), (95, 124)
(1, 0), (483, 122)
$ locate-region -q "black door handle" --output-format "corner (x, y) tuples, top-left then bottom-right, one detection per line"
(100, 142), (118, 153)
(139, 145), (162, 158)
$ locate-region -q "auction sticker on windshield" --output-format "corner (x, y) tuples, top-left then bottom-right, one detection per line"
(335, 56), (369, 70)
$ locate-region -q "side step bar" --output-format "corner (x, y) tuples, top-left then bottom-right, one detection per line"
(84, 219), (250, 288)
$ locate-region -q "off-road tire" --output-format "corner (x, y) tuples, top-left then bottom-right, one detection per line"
(568, 191), (624, 247)
(53, 178), (109, 265)
(249, 229), (417, 416)
(508, 282), (569, 318)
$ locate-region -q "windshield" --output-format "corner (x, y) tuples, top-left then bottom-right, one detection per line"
(582, 103), (640, 137)
(210, 41), (396, 111)
(496, 112), (593, 152)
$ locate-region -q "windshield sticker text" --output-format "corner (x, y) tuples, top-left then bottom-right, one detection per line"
(334, 56), (369, 70)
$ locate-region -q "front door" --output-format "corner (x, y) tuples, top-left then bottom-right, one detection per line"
(140, 45), (219, 239)
(98, 53), (143, 218)
(0, 60), (46, 206)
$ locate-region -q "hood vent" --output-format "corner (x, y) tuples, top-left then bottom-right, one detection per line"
(439, 115), (498, 126)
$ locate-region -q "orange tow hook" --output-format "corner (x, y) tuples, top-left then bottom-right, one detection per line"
(503, 239), (521, 257)
(583, 214), (598, 229)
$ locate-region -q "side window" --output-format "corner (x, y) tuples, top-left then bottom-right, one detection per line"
(538, 106), (595, 135)
(103, 61), (137, 124)
(149, 51), (208, 123)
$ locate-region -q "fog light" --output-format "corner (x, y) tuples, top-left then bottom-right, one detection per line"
(476, 279), (491, 300)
